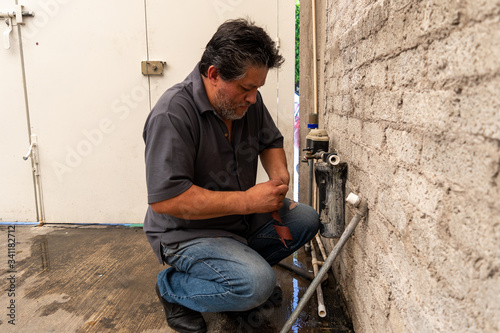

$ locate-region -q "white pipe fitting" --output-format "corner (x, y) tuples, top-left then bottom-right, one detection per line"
(346, 193), (361, 207)
(328, 154), (340, 166)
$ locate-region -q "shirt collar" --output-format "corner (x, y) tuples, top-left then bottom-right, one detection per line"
(190, 63), (214, 115)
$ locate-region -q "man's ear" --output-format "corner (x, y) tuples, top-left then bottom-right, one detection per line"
(206, 66), (220, 86)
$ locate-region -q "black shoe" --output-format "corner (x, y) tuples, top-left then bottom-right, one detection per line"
(224, 285), (283, 320)
(267, 285), (283, 307)
(155, 283), (207, 333)
(224, 286), (282, 332)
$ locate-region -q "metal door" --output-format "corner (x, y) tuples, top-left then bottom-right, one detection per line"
(14, 0), (149, 223)
(0, 0), (295, 224)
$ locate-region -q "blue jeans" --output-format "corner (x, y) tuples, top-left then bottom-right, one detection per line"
(156, 199), (319, 313)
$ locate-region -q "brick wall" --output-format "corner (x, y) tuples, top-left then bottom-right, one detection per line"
(300, 0), (500, 332)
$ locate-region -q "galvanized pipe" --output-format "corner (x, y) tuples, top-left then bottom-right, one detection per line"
(277, 261), (315, 281)
(280, 195), (368, 333)
(310, 240), (327, 317)
(307, 160), (314, 206)
(315, 234), (336, 278)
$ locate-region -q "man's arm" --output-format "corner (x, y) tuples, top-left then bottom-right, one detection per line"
(260, 147), (290, 186)
(150, 179), (288, 220)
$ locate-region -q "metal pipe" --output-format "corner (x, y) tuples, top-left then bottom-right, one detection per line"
(315, 234), (327, 259)
(280, 194), (368, 333)
(307, 160), (314, 206)
(305, 0), (320, 209)
(312, 0), (318, 116)
(277, 262), (315, 281)
(315, 234), (336, 278)
(310, 240), (327, 318)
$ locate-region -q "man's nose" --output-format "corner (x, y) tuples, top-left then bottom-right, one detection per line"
(245, 89), (258, 104)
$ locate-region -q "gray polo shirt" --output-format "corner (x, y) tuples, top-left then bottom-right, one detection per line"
(143, 65), (284, 263)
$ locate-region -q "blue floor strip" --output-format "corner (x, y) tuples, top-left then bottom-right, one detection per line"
(0, 222), (143, 227)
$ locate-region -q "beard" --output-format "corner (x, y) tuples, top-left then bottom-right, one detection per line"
(213, 89), (250, 121)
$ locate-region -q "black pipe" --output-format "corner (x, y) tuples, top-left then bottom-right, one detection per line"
(314, 162), (347, 238)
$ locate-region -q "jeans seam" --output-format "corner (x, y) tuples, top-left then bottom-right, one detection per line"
(250, 234), (296, 263)
(253, 233), (282, 240)
(264, 242), (297, 263)
(163, 253), (233, 300)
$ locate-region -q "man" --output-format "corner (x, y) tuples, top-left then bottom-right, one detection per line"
(143, 19), (319, 333)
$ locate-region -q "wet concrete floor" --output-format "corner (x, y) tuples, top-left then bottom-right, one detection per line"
(0, 225), (353, 332)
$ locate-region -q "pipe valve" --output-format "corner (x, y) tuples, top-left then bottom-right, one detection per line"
(302, 150), (340, 166)
(301, 119), (340, 165)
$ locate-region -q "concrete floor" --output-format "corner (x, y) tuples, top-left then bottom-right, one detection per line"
(0, 225), (353, 332)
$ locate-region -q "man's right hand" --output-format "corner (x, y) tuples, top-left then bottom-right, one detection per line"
(244, 179), (289, 214)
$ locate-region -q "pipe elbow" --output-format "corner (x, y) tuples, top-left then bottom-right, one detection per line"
(356, 200), (368, 217)
(346, 192), (368, 217)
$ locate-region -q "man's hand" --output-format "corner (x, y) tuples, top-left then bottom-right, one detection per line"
(244, 179), (289, 214)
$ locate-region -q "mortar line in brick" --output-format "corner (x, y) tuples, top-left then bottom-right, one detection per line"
(331, 15), (496, 77)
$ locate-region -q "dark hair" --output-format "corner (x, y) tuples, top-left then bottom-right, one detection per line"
(199, 18), (284, 81)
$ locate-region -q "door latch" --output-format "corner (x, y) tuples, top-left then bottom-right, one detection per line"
(3, 18), (12, 50)
(141, 61), (166, 75)
(23, 141), (35, 160)
(0, 5), (35, 49)
(23, 134), (40, 176)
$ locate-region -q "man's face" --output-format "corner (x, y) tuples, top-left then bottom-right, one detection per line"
(213, 66), (269, 121)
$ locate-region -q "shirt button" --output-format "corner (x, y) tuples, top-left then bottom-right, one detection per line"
(224, 133), (229, 137)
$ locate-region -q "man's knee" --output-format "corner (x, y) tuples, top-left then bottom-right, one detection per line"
(302, 203), (320, 232)
(234, 263), (276, 310)
(287, 201), (320, 232)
